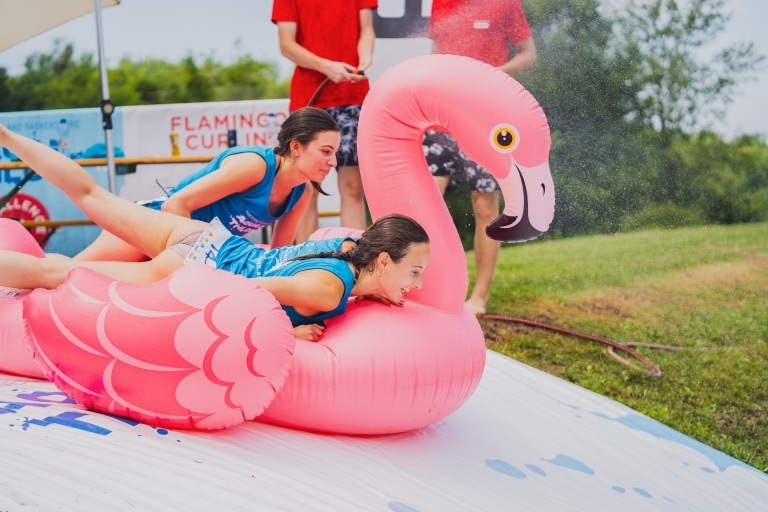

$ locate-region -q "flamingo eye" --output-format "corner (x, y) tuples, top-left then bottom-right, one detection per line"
(489, 124), (520, 153)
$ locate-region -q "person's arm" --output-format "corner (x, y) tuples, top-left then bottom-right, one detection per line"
(269, 184), (312, 247)
(276, 21), (364, 84)
(497, 37), (537, 77)
(356, 8), (375, 72)
(254, 270), (346, 313)
(160, 152), (268, 217)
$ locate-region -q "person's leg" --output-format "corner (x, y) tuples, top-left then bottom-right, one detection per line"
(425, 129), (500, 314)
(464, 158), (502, 315)
(433, 176), (450, 195)
(337, 165), (366, 229)
(0, 124), (205, 258)
(467, 190), (501, 315)
(294, 187), (319, 243)
(0, 249), (183, 290)
(0, 251), (73, 289)
(326, 105), (366, 230)
(75, 230), (149, 261)
(424, 130), (460, 195)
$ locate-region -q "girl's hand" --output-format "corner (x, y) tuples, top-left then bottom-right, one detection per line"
(294, 323), (325, 342)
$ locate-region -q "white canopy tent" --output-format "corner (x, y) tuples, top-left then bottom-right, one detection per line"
(0, 0), (122, 192)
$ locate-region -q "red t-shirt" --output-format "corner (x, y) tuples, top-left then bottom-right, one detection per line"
(272, 0), (378, 110)
(429, 0), (532, 67)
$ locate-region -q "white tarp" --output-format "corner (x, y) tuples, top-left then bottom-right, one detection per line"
(1, 350), (766, 511)
(0, 0), (121, 52)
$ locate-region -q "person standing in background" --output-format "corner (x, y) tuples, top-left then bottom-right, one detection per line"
(424, 0), (537, 315)
(272, 0), (377, 243)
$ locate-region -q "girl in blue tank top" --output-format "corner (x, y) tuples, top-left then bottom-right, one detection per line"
(75, 107), (341, 262)
(148, 146), (305, 236)
(178, 213), (430, 336)
(191, 214), (430, 339)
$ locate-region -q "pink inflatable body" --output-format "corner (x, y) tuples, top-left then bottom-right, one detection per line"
(0, 54), (553, 434)
(24, 266), (296, 430)
(259, 54), (553, 434)
(0, 219), (46, 379)
(0, 221), (295, 430)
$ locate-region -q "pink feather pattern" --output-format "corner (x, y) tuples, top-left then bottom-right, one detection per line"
(23, 265), (295, 430)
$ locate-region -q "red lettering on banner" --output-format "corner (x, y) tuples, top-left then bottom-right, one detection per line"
(244, 132), (268, 146)
(186, 134), (198, 150)
(177, 110), (287, 150)
(187, 133), (231, 150)
(214, 116), (230, 130)
(256, 112), (287, 128)
(239, 114), (254, 129)
(0, 193), (52, 247)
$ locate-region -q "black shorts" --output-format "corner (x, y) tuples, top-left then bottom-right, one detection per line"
(422, 130), (500, 193)
(324, 104), (362, 168)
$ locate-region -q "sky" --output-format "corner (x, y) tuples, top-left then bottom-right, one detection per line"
(1, 0), (766, 140)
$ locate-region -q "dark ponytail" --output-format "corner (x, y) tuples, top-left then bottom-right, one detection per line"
(291, 214), (429, 274)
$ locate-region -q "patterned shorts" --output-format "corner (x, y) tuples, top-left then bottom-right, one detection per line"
(169, 230), (204, 259)
(422, 130), (500, 193)
(323, 104), (362, 168)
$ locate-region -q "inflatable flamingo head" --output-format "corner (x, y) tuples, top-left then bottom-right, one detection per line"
(359, 54), (555, 311)
(360, 54), (554, 245)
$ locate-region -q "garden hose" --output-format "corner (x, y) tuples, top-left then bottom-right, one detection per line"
(306, 69), (365, 107)
(479, 313), (682, 377)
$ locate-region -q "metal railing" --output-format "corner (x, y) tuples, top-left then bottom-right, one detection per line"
(1, 155), (340, 236)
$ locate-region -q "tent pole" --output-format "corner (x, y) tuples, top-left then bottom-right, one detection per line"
(93, 0), (117, 193)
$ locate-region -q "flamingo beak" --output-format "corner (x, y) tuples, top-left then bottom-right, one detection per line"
(487, 162), (553, 243)
(486, 212), (543, 243)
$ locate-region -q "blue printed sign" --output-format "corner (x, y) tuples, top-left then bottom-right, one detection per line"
(0, 108), (124, 255)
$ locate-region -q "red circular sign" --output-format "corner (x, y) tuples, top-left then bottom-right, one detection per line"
(0, 192), (52, 248)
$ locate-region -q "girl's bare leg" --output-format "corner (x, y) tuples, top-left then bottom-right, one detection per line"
(0, 249), (185, 290)
(75, 230), (150, 262)
(0, 124), (206, 258)
(0, 251), (71, 289)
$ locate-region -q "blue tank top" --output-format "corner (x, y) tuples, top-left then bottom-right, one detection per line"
(145, 146), (306, 235)
(215, 236), (358, 326)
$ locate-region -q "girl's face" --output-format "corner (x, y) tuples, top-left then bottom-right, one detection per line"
(296, 131), (340, 182)
(378, 242), (430, 305)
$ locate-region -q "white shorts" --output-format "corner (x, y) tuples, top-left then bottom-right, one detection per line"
(182, 217), (233, 268)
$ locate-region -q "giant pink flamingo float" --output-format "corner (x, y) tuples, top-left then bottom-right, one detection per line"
(0, 54), (553, 434)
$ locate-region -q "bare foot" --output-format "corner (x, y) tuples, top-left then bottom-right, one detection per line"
(465, 297), (486, 316)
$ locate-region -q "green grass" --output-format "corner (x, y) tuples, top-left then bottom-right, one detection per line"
(470, 222), (768, 473)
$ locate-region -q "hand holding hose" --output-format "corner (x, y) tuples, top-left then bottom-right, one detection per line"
(308, 63), (367, 107)
(320, 59), (368, 84)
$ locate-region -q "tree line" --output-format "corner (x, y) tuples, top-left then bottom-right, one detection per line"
(1, 0), (766, 243)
